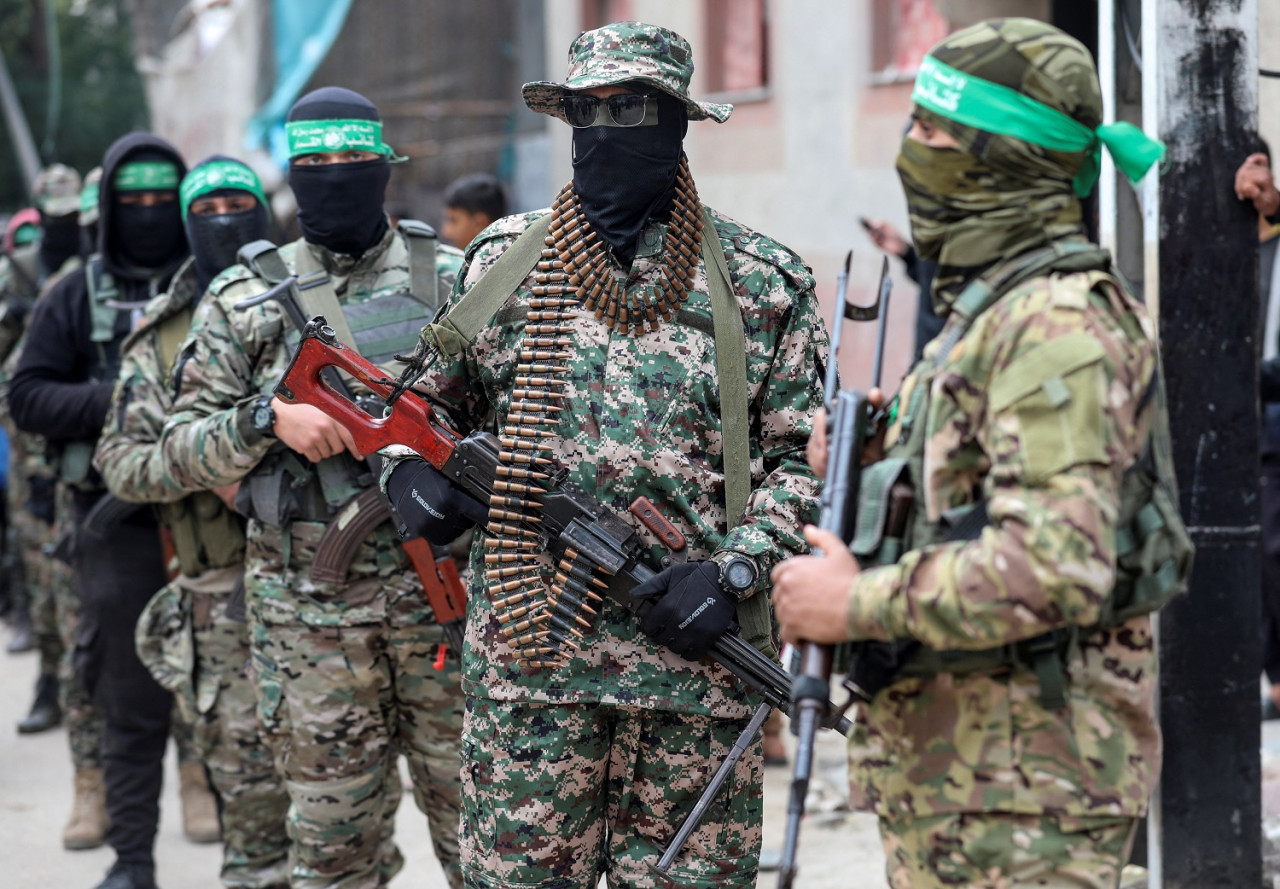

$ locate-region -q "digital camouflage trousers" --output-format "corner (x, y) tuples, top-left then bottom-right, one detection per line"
(459, 698), (763, 889)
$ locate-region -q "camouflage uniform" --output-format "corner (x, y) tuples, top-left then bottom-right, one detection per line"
(400, 23), (826, 889)
(1, 216), (47, 655)
(830, 20), (1168, 887)
(160, 227), (467, 889)
(96, 255), (291, 888)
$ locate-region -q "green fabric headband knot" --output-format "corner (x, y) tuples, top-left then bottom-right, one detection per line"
(179, 161), (266, 220)
(912, 55), (1166, 197)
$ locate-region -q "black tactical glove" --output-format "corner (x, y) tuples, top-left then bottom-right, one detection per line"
(385, 458), (487, 545)
(629, 561), (738, 660)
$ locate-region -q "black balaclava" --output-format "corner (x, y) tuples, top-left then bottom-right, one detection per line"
(110, 147), (186, 271)
(572, 90), (688, 267)
(286, 87), (390, 257)
(38, 214), (80, 275)
(184, 155), (270, 296)
(79, 223), (98, 259)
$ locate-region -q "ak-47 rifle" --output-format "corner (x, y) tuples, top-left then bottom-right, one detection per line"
(234, 277), (467, 654)
(777, 253), (892, 889)
(275, 317), (855, 733)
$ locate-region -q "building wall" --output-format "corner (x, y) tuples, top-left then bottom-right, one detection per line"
(1262, 0), (1280, 152)
(141, 0), (276, 188)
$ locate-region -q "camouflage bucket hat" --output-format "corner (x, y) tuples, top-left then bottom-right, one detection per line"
(523, 21), (732, 124)
(33, 163), (83, 217)
(134, 581), (196, 719)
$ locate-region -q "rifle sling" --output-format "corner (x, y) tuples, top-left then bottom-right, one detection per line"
(397, 219), (440, 312)
(425, 215), (554, 357)
(292, 246), (359, 356)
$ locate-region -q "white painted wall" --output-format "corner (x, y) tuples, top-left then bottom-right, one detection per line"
(138, 0), (280, 192)
(1261, 0), (1280, 153)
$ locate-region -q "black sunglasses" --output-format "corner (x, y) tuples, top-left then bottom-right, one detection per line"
(560, 93), (652, 128)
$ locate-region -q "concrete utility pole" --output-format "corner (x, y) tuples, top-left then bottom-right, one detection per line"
(1142, 1), (1261, 886)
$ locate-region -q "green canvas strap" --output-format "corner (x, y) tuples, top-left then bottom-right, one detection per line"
(237, 240), (289, 285)
(424, 215), (553, 356)
(934, 241), (1112, 368)
(292, 244), (359, 353)
(396, 219), (440, 313)
(700, 210), (751, 525)
(86, 257), (121, 344)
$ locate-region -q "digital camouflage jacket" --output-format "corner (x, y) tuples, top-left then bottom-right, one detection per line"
(414, 207), (827, 718)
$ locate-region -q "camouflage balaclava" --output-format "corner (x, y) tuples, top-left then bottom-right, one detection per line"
(897, 18), (1164, 314)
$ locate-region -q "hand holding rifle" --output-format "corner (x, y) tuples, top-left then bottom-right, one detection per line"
(770, 252), (893, 889)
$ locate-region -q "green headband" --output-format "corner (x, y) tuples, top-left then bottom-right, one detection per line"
(114, 161), (180, 192)
(284, 118), (396, 159)
(912, 55), (1166, 197)
(12, 224), (39, 246)
(180, 161), (266, 221)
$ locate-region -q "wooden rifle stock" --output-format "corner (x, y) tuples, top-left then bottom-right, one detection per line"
(276, 318), (468, 651)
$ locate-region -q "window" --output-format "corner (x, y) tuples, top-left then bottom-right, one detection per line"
(870, 0), (949, 82)
(702, 0), (768, 97)
(581, 0), (635, 30)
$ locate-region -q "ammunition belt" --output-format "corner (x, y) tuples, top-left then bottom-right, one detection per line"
(484, 160), (705, 667)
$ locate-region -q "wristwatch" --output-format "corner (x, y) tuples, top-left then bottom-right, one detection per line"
(249, 395), (277, 439)
(713, 552), (758, 599)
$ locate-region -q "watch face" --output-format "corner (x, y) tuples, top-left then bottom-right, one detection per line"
(724, 558), (755, 591)
(253, 402), (273, 433)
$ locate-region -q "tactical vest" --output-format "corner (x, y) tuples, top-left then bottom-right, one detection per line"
(422, 211), (777, 658)
(153, 298), (247, 577)
(236, 221), (443, 525)
(848, 242), (1193, 708)
(53, 257), (150, 489)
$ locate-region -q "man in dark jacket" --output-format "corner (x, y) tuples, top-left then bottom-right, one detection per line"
(10, 132), (188, 889)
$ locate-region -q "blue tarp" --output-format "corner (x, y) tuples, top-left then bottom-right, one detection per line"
(244, 0), (354, 167)
(0, 426), (9, 490)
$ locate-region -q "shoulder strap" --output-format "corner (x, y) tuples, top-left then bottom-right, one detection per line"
(397, 219), (440, 312)
(87, 257), (120, 344)
(425, 215), (553, 356)
(934, 241), (1113, 368)
(291, 244), (359, 353)
(157, 305), (194, 374)
(701, 210), (751, 525)
(237, 240), (290, 285)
